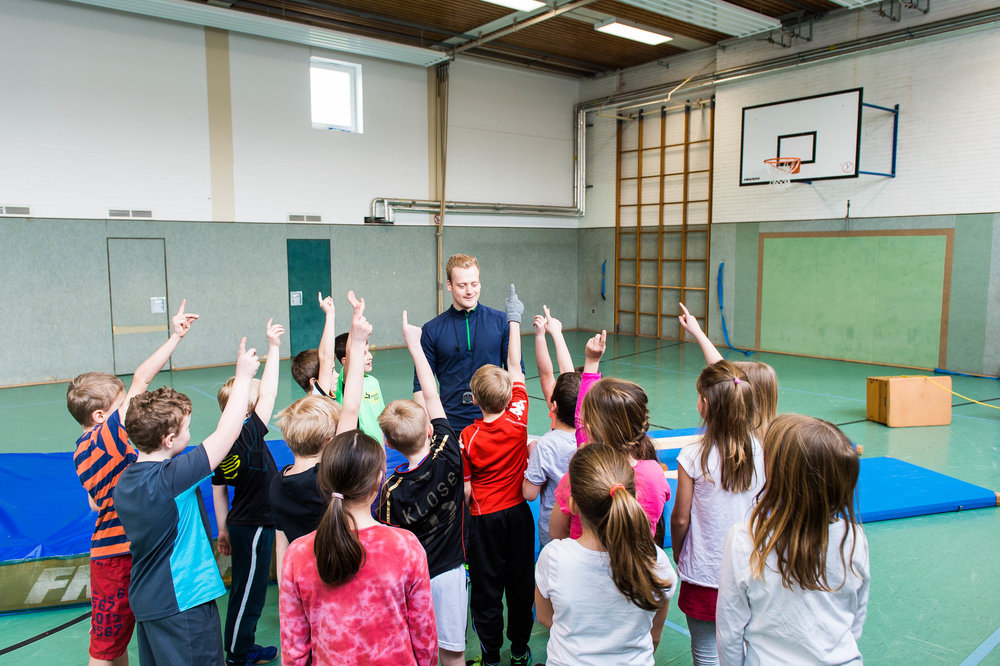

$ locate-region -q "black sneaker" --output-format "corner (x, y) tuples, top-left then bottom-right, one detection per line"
(246, 644), (279, 665)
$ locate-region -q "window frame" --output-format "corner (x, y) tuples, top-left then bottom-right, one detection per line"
(309, 56), (363, 134)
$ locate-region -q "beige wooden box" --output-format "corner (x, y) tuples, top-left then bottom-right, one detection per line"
(866, 375), (952, 427)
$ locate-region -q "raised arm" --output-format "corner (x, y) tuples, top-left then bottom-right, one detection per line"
(533, 314), (556, 403)
(505, 284), (524, 384)
(582, 329), (606, 375)
(254, 319), (285, 424)
(403, 311), (445, 421)
(678, 302), (723, 366)
(336, 293), (372, 435)
(316, 293), (338, 394)
(203, 338), (260, 469)
(120, 298), (199, 419)
(544, 305), (574, 375)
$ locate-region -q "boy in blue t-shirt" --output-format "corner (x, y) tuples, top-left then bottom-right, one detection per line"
(115, 334), (263, 665)
(212, 319), (284, 666)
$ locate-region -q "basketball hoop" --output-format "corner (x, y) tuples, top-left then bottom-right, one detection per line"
(763, 157), (801, 192)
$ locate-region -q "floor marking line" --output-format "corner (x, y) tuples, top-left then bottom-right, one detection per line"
(0, 610), (91, 655)
(959, 624), (1000, 665)
(185, 385), (218, 400)
(664, 618), (691, 637)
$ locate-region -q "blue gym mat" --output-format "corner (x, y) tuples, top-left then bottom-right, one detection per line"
(0, 444), (995, 562)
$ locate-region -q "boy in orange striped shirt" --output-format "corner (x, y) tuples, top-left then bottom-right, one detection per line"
(69, 300), (198, 666)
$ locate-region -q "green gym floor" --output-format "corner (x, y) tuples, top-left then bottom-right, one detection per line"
(1, 332), (998, 665)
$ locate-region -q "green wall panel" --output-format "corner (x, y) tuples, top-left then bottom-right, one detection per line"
(760, 234), (947, 368)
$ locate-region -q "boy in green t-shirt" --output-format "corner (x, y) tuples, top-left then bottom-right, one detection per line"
(332, 327), (407, 472)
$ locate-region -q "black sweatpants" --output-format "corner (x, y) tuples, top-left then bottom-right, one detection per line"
(224, 525), (275, 660)
(468, 501), (535, 663)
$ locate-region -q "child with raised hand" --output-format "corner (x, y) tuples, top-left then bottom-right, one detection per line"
(678, 302), (778, 441)
(716, 415), (869, 665)
(115, 335), (260, 665)
(212, 318), (285, 666)
(279, 429), (437, 666)
(269, 396), (342, 578)
(462, 284), (535, 666)
(532, 305), (576, 404)
(523, 306), (580, 549)
(289, 292), (337, 396)
(331, 291), (400, 471)
(549, 330), (668, 543)
(535, 443), (676, 666)
(671, 360), (763, 666)
(377, 311), (467, 666)
(70, 298), (197, 666)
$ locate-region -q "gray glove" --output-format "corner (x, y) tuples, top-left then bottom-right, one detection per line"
(505, 284), (524, 323)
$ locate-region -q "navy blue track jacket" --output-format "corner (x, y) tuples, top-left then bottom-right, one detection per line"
(413, 304), (522, 432)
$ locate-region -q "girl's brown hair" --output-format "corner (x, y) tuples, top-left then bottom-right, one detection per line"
(733, 361), (778, 439)
(749, 414), (860, 591)
(581, 378), (656, 461)
(314, 429), (385, 586)
(696, 360), (757, 493)
(569, 443), (672, 610)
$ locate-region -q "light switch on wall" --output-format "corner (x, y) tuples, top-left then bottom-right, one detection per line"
(150, 297), (167, 314)
(290, 291), (303, 307)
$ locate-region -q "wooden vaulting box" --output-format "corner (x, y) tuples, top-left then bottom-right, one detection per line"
(866, 376), (952, 427)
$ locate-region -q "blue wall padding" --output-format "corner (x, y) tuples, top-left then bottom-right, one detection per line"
(2, 447), (994, 563)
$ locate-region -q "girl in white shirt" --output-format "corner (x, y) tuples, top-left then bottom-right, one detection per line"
(534, 443), (677, 666)
(716, 414), (869, 666)
(670, 361), (763, 666)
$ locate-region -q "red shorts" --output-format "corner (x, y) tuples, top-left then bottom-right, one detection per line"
(677, 580), (719, 622)
(89, 554), (136, 660)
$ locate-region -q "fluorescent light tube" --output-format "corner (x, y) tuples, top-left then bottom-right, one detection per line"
(595, 18), (673, 45)
(481, 0), (547, 11)
(616, 0), (781, 38)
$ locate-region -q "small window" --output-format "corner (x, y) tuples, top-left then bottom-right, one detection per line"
(310, 57), (363, 133)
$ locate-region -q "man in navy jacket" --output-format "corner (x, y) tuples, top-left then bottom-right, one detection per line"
(413, 254), (521, 432)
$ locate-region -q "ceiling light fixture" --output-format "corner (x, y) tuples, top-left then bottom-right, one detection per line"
(595, 18), (673, 45)
(615, 0), (781, 38)
(481, 0), (548, 11)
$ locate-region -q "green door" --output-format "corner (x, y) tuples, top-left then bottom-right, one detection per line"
(287, 239), (332, 356)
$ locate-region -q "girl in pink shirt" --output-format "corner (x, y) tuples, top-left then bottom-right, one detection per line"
(551, 331), (670, 541)
(280, 430), (437, 666)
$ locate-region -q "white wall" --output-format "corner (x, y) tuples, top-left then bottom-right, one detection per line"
(228, 34), (430, 225)
(0, 0), (212, 221)
(0, 0), (582, 230)
(446, 59), (577, 207)
(578, 1), (1000, 227)
(712, 26), (1000, 223)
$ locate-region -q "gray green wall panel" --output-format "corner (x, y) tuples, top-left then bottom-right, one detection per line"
(576, 228), (615, 333)
(0, 219), (579, 386)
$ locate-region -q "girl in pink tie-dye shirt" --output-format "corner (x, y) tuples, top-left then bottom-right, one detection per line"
(279, 430), (437, 665)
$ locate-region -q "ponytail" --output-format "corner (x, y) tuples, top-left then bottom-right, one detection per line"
(314, 430), (385, 586)
(569, 444), (672, 611)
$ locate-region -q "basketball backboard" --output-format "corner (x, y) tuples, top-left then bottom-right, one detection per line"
(740, 88), (862, 186)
